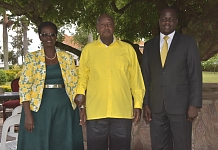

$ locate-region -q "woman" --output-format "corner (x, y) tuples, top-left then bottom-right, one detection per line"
(17, 22), (84, 150)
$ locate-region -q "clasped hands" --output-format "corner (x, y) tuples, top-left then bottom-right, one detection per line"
(74, 94), (142, 124)
(74, 94), (86, 125)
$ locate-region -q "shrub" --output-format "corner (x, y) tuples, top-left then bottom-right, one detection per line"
(201, 54), (218, 72)
(15, 70), (22, 78)
(0, 70), (7, 85)
(0, 85), (12, 92)
(4, 70), (17, 82)
(12, 64), (23, 78)
(9, 64), (22, 70)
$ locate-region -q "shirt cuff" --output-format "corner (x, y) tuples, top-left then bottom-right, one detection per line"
(134, 101), (143, 109)
(76, 87), (86, 95)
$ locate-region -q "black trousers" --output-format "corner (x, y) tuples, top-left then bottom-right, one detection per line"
(150, 109), (192, 150)
(86, 118), (132, 150)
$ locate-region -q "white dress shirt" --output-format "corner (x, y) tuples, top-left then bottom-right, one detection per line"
(160, 31), (175, 52)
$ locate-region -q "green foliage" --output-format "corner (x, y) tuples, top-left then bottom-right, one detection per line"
(183, 2), (218, 60)
(201, 54), (218, 71)
(0, 51), (18, 64)
(73, 27), (89, 48)
(9, 16), (33, 62)
(0, 64), (22, 83)
(4, 70), (16, 82)
(0, 85), (11, 92)
(15, 70), (22, 78)
(0, 69), (7, 85)
(9, 64), (22, 71)
(0, 0), (218, 60)
(10, 65), (22, 78)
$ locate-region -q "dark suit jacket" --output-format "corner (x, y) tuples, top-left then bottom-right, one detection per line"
(141, 32), (202, 114)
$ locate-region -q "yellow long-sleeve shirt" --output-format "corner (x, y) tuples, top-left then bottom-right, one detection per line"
(77, 38), (145, 120)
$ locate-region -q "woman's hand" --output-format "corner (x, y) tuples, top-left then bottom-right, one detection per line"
(22, 101), (34, 132)
(25, 113), (35, 132)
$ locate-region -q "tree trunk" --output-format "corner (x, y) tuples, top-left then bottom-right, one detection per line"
(22, 18), (28, 60)
(3, 9), (9, 70)
(88, 32), (93, 43)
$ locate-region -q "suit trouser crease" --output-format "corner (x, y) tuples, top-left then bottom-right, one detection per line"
(150, 109), (192, 150)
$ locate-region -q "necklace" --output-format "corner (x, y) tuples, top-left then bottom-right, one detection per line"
(45, 52), (57, 60)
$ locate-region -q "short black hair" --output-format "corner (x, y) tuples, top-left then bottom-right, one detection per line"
(159, 6), (178, 18)
(37, 21), (58, 35)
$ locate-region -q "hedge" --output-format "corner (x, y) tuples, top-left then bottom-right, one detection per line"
(0, 70), (7, 85)
(4, 70), (17, 82)
(0, 85), (12, 92)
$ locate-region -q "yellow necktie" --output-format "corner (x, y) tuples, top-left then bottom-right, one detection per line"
(161, 35), (169, 67)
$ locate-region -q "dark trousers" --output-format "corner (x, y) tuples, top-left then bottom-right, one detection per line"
(86, 118), (132, 150)
(150, 109), (192, 150)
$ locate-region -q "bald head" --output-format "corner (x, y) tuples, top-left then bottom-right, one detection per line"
(96, 13), (114, 46)
(97, 14), (114, 24)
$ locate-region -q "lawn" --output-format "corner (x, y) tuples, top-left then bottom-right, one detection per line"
(203, 71), (218, 83)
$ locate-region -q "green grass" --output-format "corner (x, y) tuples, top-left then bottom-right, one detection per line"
(203, 71), (218, 83)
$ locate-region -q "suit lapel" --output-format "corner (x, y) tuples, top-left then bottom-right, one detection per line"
(153, 36), (163, 69)
(168, 32), (179, 53)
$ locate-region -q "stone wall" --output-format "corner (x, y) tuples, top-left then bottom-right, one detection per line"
(82, 83), (218, 150)
(130, 83), (218, 150)
(192, 101), (218, 150)
(130, 99), (218, 150)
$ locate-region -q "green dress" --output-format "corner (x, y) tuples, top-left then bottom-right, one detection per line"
(17, 63), (84, 150)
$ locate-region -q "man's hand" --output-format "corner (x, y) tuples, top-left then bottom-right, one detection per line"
(74, 94), (86, 107)
(187, 106), (199, 122)
(133, 108), (141, 123)
(143, 105), (152, 123)
(79, 108), (87, 125)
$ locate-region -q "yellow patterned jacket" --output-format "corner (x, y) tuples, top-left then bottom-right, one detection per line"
(19, 49), (77, 112)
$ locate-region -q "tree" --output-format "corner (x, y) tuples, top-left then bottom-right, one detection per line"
(0, 50), (18, 64)
(0, 8), (14, 69)
(183, 2), (218, 61)
(9, 16), (32, 63)
(8, 50), (17, 64)
(0, 0), (85, 56)
(73, 26), (89, 49)
(20, 16), (29, 57)
(2, 9), (14, 70)
(201, 54), (218, 72)
(0, 0), (218, 60)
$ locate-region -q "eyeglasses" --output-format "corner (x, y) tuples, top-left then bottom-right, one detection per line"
(40, 33), (56, 37)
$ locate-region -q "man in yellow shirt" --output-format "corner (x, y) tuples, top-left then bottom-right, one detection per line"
(75, 13), (145, 150)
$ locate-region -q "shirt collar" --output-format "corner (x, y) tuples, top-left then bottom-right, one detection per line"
(160, 31), (175, 41)
(98, 36), (116, 47)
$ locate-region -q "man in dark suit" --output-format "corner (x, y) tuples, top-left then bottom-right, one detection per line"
(141, 6), (202, 150)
